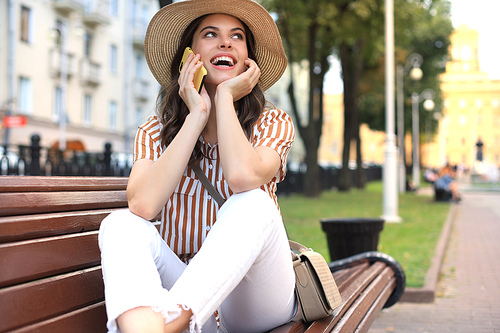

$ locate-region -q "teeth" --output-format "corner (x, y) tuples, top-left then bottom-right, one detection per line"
(211, 56), (234, 66)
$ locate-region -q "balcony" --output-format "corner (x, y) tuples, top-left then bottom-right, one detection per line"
(80, 58), (101, 86)
(132, 23), (147, 49)
(134, 79), (149, 101)
(50, 49), (76, 78)
(82, 0), (111, 27)
(52, 0), (85, 14)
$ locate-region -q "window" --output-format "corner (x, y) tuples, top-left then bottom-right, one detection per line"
(135, 54), (143, 78)
(53, 86), (62, 121)
(109, 44), (117, 74)
(84, 31), (92, 58)
(109, 101), (117, 130)
(18, 77), (33, 114)
(20, 6), (33, 43)
(83, 94), (92, 125)
(135, 107), (143, 128)
(109, 0), (118, 16)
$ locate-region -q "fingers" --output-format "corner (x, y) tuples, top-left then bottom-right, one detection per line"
(178, 53), (203, 93)
(178, 53), (210, 120)
(244, 59), (261, 87)
(224, 59), (261, 101)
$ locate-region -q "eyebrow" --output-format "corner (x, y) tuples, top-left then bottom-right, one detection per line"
(199, 26), (246, 34)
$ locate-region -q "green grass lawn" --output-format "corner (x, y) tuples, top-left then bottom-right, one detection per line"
(277, 181), (451, 288)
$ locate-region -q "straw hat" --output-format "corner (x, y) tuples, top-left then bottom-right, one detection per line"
(144, 0), (287, 92)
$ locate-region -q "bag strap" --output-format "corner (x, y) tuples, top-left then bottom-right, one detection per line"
(192, 165), (226, 207)
(289, 240), (309, 253)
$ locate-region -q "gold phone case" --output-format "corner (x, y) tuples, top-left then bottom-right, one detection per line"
(179, 47), (207, 93)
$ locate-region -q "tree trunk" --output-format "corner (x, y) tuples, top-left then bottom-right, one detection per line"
(338, 40), (365, 191)
(355, 126), (366, 188)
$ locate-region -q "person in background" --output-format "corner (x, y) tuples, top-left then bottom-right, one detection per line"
(435, 164), (461, 202)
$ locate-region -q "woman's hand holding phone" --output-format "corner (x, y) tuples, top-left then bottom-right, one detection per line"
(178, 48), (211, 125)
(179, 47), (207, 93)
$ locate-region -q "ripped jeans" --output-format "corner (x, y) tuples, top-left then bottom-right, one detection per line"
(98, 189), (297, 333)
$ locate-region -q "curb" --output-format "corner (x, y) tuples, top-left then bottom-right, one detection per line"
(399, 202), (459, 303)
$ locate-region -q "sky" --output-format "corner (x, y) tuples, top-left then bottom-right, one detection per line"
(323, 0), (500, 94)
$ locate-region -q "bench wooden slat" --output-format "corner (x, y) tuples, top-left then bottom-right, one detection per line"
(0, 209), (118, 243)
(0, 190), (127, 217)
(337, 261), (385, 307)
(268, 321), (307, 333)
(0, 176), (128, 192)
(11, 302), (107, 333)
(0, 266), (104, 332)
(334, 262), (369, 292)
(0, 231), (100, 288)
(354, 277), (396, 333)
(331, 267), (394, 333)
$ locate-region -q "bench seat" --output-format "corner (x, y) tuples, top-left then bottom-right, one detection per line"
(0, 176), (404, 333)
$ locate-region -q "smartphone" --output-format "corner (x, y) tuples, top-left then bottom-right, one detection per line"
(179, 47), (207, 93)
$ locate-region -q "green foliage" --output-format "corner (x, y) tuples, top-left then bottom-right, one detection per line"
(278, 181), (450, 287)
(359, 0), (454, 133)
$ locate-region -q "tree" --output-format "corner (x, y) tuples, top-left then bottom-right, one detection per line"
(263, 0), (339, 197)
(158, 0), (172, 8)
(264, 0), (452, 195)
(358, 0), (453, 177)
(334, 0), (385, 191)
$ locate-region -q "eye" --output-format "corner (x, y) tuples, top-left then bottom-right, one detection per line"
(231, 33), (244, 40)
(204, 31), (216, 38)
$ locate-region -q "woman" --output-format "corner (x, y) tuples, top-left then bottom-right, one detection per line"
(98, 1), (296, 332)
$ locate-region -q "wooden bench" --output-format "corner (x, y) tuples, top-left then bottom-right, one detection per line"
(0, 176), (405, 333)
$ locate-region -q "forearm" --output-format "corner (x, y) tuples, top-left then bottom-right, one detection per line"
(215, 91), (278, 192)
(127, 114), (205, 219)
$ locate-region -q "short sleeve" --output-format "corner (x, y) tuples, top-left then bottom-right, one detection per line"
(133, 116), (163, 162)
(251, 109), (295, 182)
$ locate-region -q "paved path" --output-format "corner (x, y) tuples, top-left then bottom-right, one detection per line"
(370, 191), (500, 332)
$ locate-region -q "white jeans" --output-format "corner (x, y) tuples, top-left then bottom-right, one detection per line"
(98, 189), (297, 333)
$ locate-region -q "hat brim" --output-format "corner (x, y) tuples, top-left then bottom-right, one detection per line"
(144, 0), (287, 92)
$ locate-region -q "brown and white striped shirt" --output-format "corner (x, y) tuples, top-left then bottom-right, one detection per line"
(134, 108), (295, 262)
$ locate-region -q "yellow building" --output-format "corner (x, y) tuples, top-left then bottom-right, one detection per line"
(319, 25), (499, 178)
(319, 94), (386, 167)
(424, 25), (500, 173)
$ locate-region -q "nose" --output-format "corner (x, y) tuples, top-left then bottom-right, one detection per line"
(220, 38), (232, 49)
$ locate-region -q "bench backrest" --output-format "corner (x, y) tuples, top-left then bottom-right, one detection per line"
(0, 176), (128, 333)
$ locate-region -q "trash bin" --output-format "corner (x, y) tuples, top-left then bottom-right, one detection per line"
(320, 218), (385, 261)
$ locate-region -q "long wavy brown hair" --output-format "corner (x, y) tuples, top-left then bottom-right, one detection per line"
(156, 15), (266, 167)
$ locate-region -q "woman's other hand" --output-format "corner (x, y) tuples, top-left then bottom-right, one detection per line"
(216, 59), (261, 102)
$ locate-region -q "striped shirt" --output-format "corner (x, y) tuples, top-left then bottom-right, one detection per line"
(134, 108), (295, 262)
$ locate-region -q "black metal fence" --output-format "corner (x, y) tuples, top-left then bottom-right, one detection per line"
(276, 163), (383, 195)
(1, 134), (133, 177)
(2, 134), (382, 195)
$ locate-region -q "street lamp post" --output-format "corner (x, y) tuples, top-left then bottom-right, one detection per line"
(58, 20), (68, 152)
(411, 89), (435, 189)
(382, 0), (401, 223)
(397, 54), (423, 193)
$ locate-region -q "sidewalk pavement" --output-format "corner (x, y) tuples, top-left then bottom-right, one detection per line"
(370, 190), (500, 332)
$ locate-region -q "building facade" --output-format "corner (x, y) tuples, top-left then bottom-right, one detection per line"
(318, 25), (499, 178)
(0, 0), (160, 153)
(424, 25), (500, 174)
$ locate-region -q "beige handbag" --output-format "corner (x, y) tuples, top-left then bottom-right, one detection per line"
(192, 166), (342, 322)
(290, 241), (342, 323)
